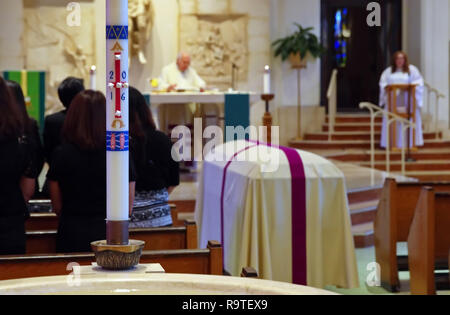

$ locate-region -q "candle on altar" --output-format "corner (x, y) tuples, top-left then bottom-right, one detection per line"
(263, 65), (271, 94)
(90, 65), (97, 90)
(106, 0), (129, 245)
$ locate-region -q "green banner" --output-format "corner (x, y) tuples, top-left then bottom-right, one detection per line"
(3, 71), (46, 134)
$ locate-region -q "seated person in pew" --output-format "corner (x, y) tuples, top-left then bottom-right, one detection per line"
(6, 80), (45, 199)
(44, 77), (85, 166)
(47, 90), (136, 253)
(0, 77), (38, 255)
(41, 77), (85, 198)
(129, 87), (180, 228)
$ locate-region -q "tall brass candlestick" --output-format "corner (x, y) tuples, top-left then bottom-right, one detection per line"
(293, 65), (305, 140)
(261, 94), (275, 144)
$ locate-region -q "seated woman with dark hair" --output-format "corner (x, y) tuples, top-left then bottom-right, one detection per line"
(47, 90), (136, 253)
(129, 86), (179, 228)
(6, 80), (45, 198)
(0, 77), (37, 255)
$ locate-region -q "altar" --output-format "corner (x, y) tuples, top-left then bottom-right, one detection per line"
(143, 92), (261, 139)
(195, 140), (359, 289)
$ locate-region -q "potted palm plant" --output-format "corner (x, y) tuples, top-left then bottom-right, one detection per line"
(272, 24), (325, 67)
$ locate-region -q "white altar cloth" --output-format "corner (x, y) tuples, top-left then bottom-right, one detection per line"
(144, 91), (260, 105)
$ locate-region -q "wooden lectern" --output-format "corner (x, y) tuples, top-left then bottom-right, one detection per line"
(385, 84), (418, 151)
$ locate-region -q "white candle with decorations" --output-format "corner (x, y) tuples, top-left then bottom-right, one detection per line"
(264, 65), (271, 94)
(90, 66), (97, 90)
(106, 0), (129, 245)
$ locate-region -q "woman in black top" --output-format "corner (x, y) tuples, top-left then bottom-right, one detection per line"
(0, 77), (37, 255)
(129, 87), (179, 228)
(6, 80), (45, 198)
(47, 90), (136, 253)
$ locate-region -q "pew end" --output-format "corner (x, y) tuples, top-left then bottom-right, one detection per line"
(375, 178), (450, 292)
(185, 219), (198, 249)
(374, 178), (399, 292)
(408, 188), (450, 295)
(207, 241), (223, 275)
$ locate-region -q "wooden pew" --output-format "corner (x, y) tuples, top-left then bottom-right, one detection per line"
(374, 178), (450, 292)
(26, 213), (59, 231)
(26, 204), (180, 231)
(25, 220), (198, 254)
(28, 200), (52, 213)
(0, 241), (222, 281)
(240, 267), (258, 278)
(407, 188), (450, 295)
(171, 200), (196, 213)
(170, 201), (196, 227)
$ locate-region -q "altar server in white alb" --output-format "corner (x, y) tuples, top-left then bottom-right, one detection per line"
(379, 51), (424, 148)
(160, 52), (206, 92)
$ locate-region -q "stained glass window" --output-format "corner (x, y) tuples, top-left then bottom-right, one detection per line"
(334, 8), (350, 68)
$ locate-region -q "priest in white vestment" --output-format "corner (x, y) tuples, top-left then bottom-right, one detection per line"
(157, 52), (207, 134)
(379, 51), (424, 148)
(160, 52), (206, 92)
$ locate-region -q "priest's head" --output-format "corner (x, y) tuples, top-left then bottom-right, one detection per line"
(176, 52), (191, 73)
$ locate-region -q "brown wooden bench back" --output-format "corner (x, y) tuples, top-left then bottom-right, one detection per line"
(0, 241), (221, 281)
(25, 220), (197, 254)
(408, 188), (450, 295)
(375, 178), (450, 292)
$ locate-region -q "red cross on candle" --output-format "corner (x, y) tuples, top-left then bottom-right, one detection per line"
(108, 52), (128, 129)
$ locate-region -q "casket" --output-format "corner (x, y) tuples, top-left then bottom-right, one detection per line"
(195, 140), (359, 289)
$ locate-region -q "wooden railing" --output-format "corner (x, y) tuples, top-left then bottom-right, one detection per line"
(424, 83), (445, 138)
(359, 102), (416, 175)
(327, 69), (338, 142)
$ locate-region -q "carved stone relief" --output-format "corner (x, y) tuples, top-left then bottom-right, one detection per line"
(129, 0), (154, 65)
(179, 14), (248, 88)
(23, 0), (96, 114)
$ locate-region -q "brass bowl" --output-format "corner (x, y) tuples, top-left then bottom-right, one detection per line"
(91, 240), (145, 270)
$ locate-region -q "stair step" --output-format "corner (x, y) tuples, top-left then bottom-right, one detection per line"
(401, 171), (450, 182)
(290, 140), (450, 150)
(359, 160), (450, 172)
(352, 222), (374, 248)
(352, 222), (374, 235)
(177, 212), (195, 222)
(323, 125), (382, 132)
(306, 132), (439, 141)
(350, 200), (378, 225)
(330, 151), (450, 162)
(326, 116), (382, 123)
(347, 186), (382, 205)
(323, 122), (427, 133)
(349, 199), (379, 212)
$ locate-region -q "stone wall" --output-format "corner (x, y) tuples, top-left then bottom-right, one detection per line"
(22, 0), (97, 114)
(0, 0), (23, 71)
(178, 0), (271, 126)
(0, 0), (274, 127)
